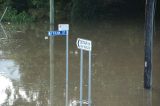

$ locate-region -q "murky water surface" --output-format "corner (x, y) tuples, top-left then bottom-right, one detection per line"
(0, 19), (160, 106)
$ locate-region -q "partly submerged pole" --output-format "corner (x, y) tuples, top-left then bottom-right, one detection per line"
(50, 0), (55, 106)
(144, 0), (156, 89)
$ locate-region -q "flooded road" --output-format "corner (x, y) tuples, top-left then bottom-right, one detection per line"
(0, 19), (160, 106)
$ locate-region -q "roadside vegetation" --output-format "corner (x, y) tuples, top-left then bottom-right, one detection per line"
(0, 0), (151, 24)
(2, 7), (35, 24)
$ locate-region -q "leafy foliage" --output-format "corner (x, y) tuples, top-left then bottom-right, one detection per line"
(71, 0), (99, 22)
(0, 0), (148, 23)
(30, 0), (49, 8)
(3, 7), (35, 23)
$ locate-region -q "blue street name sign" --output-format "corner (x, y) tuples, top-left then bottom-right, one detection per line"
(48, 31), (67, 36)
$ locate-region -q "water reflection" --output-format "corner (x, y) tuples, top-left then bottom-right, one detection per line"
(0, 23), (50, 105)
(69, 99), (89, 106)
(0, 74), (48, 106)
(0, 49), (48, 105)
(0, 23), (8, 39)
(0, 75), (15, 105)
(14, 87), (44, 106)
(0, 59), (20, 80)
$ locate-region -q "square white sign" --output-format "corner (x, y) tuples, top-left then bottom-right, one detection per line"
(58, 24), (69, 31)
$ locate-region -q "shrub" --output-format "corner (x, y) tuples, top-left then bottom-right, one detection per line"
(3, 7), (35, 24)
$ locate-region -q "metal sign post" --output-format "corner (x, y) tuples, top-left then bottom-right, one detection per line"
(76, 38), (92, 106)
(80, 49), (84, 106)
(58, 24), (69, 106)
(49, 0), (54, 106)
(48, 24), (69, 106)
(88, 50), (92, 106)
(144, 0), (156, 89)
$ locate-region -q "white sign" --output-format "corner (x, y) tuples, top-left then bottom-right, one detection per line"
(58, 24), (69, 31)
(76, 38), (92, 51)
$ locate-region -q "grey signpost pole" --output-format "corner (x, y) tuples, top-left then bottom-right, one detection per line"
(80, 49), (84, 106)
(58, 24), (69, 106)
(49, 0), (54, 106)
(144, 0), (156, 89)
(49, 25), (69, 106)
(88, 51), (92, 106)
(66, 30), (69, 106)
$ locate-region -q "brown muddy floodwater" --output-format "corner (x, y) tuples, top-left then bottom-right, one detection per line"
(0, 19), (160, 106)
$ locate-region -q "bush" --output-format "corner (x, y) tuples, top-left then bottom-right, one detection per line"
(3, 7), (35, 23)
(71, 0), (97, 23)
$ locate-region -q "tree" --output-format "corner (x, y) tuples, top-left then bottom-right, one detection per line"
(71, 0), (97, 22)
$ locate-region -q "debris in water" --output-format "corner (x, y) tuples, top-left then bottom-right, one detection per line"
(44, 36), (48, 40)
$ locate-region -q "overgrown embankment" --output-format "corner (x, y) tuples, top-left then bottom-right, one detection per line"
(0, 0), (156, 24)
